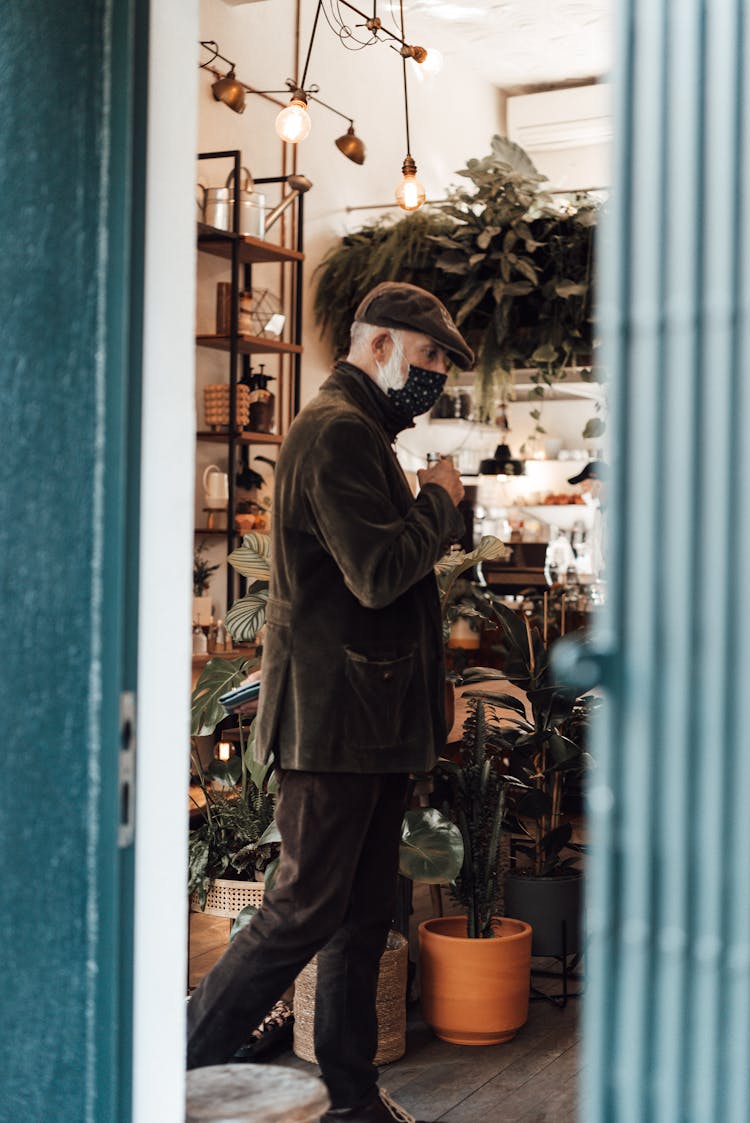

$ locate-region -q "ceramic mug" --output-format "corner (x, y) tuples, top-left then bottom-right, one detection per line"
(203, 464), (229, 509)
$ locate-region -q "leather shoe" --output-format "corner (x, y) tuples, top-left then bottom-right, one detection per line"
(321, 1087), (432, 1123)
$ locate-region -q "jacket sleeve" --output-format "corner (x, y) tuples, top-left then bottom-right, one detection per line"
(304, 415), (465, 610)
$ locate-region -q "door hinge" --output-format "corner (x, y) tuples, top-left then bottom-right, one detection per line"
(119, 691), (136, 848)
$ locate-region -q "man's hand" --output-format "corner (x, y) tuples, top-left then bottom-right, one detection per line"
(417, 456), (464, 506)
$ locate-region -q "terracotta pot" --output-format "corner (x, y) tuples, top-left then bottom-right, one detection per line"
(418, 915), (531, 1045)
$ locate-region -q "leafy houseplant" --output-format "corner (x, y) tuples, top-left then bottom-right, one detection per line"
(418, 700), (532, 1045)
(458, 596), (594, 957)
(189, 721), (279, 908)
(193, 538), (220, 626)
(189, 532), (274, 908)
(460, 598), (591, 879)
(438, 701), (513, 938)
(313, 136), (599, 428)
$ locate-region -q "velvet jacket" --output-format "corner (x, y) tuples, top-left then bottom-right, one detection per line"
(254, 361), (465, 773)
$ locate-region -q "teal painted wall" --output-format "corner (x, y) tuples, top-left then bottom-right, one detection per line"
(0, 1), (143, 1119)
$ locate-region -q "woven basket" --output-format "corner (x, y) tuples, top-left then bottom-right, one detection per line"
(190, 878), (265, 919)
(203, 383), (251, 430)
(293, 930), (408, 1065)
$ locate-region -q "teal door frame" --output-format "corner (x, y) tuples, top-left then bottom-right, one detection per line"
(0, 1), (148, 1119)
(581, 1), (750, 1120)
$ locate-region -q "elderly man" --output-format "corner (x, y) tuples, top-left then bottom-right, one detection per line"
(187, 282), (473, 1123)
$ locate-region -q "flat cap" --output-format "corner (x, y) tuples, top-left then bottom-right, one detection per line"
(354, 281), (474, 370)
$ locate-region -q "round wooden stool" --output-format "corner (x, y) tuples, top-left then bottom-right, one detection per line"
(186, 1063), (330, 1123)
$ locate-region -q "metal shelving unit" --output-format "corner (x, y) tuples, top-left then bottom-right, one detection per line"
(196, 149), (305, 609)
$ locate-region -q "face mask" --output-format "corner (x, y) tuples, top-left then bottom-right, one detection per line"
(386, 363), (447, 420)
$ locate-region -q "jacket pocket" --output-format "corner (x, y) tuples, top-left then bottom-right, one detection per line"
(343, 646), (416, 749)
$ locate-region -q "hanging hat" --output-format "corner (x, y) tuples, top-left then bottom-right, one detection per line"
(354, 281), (474, 370)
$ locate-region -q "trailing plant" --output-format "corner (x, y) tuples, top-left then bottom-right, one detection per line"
(313, 209), (458, 360)
(312, 136), (599, 425)
(430, 136), (598, 420)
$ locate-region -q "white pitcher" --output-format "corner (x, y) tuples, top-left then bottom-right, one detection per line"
(203, 464), (229, 509)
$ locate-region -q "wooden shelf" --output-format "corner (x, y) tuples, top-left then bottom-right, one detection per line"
(196, 333), (302, 356)
(196, 430), (283, 445)
(197, 222), (304, 265)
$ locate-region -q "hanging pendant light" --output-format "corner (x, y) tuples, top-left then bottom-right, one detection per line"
(394, 0), (425, 212)
(335, 123), (366, 165)
(275, 89), (312, 143)
(395, 155), (426, 211)
(211, 69), (246, 114)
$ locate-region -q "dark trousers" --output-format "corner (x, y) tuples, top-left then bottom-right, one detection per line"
(187, 770), (408, 1109)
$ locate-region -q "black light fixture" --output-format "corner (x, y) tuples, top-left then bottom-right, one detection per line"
(479, 445), (526, 476)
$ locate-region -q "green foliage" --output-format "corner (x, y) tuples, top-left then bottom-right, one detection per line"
(439, 701), (513, 938)
(398, 808), (464, 884)
(312, 136), (599, 419)
(194, 539), (220, 596)
(460, 598), (595, 877)
(191, 656), (256, 735)
(189, 716), (278, 909)
(224, 532), (271, 645)
(313, 210), (459, 360)
(432, 136), (597, 418)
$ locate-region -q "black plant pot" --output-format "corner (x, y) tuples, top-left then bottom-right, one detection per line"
(504, 871), (583, 958)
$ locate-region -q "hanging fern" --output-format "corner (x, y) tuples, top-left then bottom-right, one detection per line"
(312, 136), (599, 420)
(313, 209), (458, 360)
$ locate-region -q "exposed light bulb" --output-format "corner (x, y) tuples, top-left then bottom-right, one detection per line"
(395, 156), (426, 211)
(275, 93), (312, 143)
(420, 47), (444, 76)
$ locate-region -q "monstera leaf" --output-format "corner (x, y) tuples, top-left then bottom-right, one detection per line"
(399, 808), (464, 884)
(191, 656), (253, 735)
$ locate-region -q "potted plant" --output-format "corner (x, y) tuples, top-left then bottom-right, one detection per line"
(193, 538), (220, 626)
(189, 719), (279, 912)
(418, 701), (532, 1045)
(190, 531), (274, 915)
(460, 595), (594, 957)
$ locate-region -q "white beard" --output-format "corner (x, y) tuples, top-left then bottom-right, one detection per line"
(375, 337), (407, 393)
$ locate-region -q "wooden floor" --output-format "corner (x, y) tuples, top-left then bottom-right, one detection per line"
(189, 886), (582, 1123)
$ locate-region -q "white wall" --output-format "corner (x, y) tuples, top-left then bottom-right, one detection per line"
(506, 83), (612, 192)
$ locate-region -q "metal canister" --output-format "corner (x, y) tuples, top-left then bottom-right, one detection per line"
(200, 167), (266, 238)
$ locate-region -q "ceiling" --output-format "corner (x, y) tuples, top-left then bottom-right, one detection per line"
(401, 0), (612, 88)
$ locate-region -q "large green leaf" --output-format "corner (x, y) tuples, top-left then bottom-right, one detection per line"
(227, 532), (271, 581)
(230, 903), (260, 941)
(258, 820), (281, 845)
(399, 808), (464, 884)
(225, 589), (269, 643)
(191, 656), (252, 735)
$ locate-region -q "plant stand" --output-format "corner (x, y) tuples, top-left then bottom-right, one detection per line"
(530, 919), (584, 1009)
